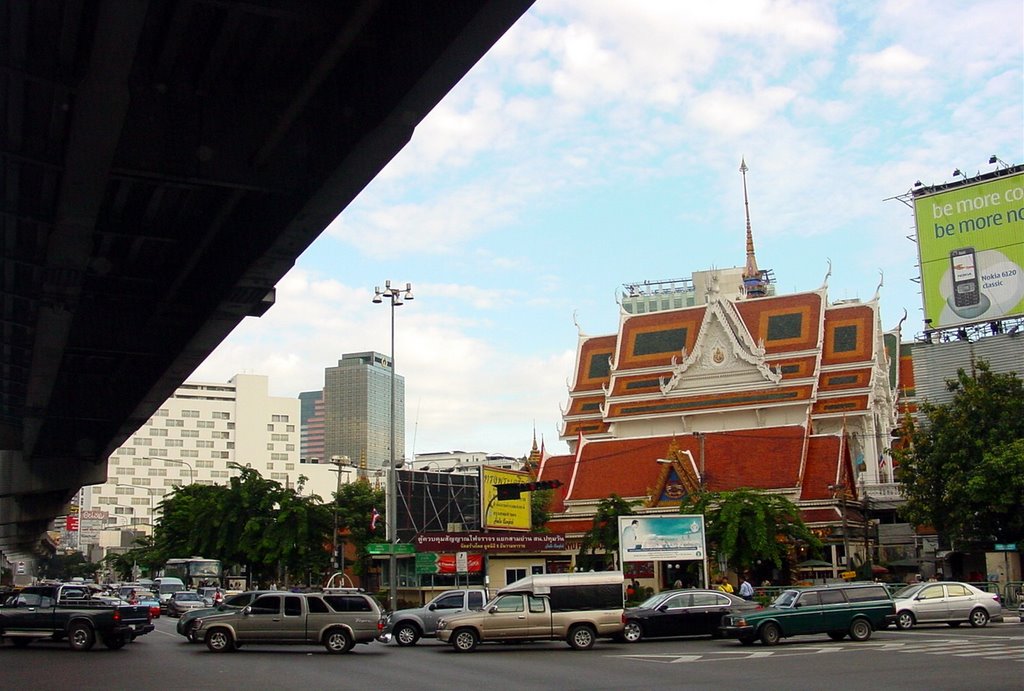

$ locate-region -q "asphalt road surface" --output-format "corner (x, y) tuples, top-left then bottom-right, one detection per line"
(3, 615), (1021, 690)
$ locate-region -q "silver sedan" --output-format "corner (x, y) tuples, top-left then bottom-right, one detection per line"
(892, 581), (1003, 629)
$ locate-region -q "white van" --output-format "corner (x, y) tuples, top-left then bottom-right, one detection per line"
(153, 577), (186, 610)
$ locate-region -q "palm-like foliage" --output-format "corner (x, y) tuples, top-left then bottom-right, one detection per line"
(681, 488), (821, 570)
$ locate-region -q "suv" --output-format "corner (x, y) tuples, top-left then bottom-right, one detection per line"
(193, 589), (383, 653)
(719, 582), (895, 646)
(379, 588), (488, 646)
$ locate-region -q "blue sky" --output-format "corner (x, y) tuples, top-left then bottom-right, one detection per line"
(190, 0), (1024, 460)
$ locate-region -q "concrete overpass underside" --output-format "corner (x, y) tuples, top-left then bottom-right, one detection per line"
(0, 0), (533, 560)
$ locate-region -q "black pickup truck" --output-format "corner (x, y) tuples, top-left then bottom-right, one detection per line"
(0, 583), (154, 650)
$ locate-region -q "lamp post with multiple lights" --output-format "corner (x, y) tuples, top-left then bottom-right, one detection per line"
(373, 280), (413, 613)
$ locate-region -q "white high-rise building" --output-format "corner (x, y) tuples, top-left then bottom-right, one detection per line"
(86, 374), (346, 532)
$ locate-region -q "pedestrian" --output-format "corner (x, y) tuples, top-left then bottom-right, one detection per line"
(715, 574), (734, 594)
(626, 581), (636, 600)
(739, 574), (754, 601)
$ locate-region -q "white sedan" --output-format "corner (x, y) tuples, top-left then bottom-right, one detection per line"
(892, 581), (1003, 629)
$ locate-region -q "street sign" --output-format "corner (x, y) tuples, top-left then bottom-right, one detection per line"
(367, 543), (415, 555)
(994, 543), (1018, 551)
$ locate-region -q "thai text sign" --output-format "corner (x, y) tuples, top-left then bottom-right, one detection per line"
(482, 466), (531, 531)
(415, 532), (566, 553)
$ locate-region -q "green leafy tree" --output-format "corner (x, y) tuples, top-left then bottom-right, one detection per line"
(531, 488), (554, 531)
(579, 494), (638, 570)
(680, 488), (822, 571)
(894, 361), (1024, 546)
(333, 480), (386, 577)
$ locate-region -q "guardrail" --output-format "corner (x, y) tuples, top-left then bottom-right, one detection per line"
(1003, 581), (1023, 606)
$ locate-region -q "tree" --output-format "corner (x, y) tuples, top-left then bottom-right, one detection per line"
(578, 494), (638, 570)
(531, 488), (554, 532)
(680, 488), (822, 572)
(894, 361), (1024, 546)
(333, 480), (386, 577)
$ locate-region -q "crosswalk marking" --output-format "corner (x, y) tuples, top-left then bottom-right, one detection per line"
(612, 635), (1024, 665)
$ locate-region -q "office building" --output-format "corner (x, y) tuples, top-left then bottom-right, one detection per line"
(323, 351), (405, 471)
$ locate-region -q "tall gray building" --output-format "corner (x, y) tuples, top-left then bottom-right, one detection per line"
(323, 351), (405, 471)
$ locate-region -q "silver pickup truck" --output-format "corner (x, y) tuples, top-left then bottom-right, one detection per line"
(378, 588), (488, 646)
(193, 589), (383, 653)
(436, 572), (625, 652)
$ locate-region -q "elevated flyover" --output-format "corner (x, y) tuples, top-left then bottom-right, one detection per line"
(0, 0), (534, 559)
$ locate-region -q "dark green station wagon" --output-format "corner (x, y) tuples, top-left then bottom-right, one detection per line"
(719, 583), (895, 646)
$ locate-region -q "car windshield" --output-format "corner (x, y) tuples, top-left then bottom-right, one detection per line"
(637, 593), (668, 609)
(772, 590), (799, 608)
(893, 584), (923, 599)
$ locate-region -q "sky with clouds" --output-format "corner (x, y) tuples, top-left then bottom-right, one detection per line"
(189, 0), (1024, 461)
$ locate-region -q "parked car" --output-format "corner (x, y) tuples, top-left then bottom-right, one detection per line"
(719, 582), (895, 646)
(166, 591), (207, 618)
(177, 591), (270, 642)
(892, 581), (1003, 629)
(192, 589), (383, 653)
(378, 588), (488, 646)
(620, 588), (760, 642)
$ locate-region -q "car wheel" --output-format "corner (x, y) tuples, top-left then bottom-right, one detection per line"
(759, 622), (781, 646)
(324, 629), (353, 654)
(827, 631), (846, 641)
(451, 628), (478, 653)
(622, 620), (643, 643)
(848, 618), (872, 642)
(969, 608), (989, 628)
(103, 635), (128, 650)
(205, 628), (234, 653)
(896, 611), (915, 630)
(185, 621), (199, 643)
(68, 622), (95, 652)
(567, 624), (596, 650)
(394, 623), (420, 646)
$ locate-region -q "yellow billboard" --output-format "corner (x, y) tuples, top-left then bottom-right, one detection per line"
(482, 466), (531, 531)
(913, 169), (1024, 328)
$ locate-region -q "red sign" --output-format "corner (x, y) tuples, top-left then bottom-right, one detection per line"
(437, 553), (483, 573)
(65, 516), (79, 531)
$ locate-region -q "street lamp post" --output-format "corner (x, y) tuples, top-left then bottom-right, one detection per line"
(329, 455), (351, 576)
(144, 456), (195, 484)
(373, 280), (413, 613)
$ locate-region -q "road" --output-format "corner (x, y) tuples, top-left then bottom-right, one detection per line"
(3, 615), (1020, 690)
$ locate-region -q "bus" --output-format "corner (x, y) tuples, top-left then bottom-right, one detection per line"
(161, 557), (223, 590)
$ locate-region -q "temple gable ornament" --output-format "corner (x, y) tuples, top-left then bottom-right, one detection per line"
(660, 286), (782, 394)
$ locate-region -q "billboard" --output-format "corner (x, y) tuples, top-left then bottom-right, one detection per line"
(482, 466), (531, 531)
(914, 170), (1024, 328)
(618, 515), (706, 562)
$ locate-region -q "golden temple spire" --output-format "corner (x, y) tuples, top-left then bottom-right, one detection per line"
(740, 158), (767, 297)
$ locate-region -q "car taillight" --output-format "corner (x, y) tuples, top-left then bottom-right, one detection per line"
(114, 609), (121, 623)
(621, 612), (627, 624)
(378, 620), (385, 632)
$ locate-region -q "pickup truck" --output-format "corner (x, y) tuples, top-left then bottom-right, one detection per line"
(436, 572), (625, 652)
(0, 583), (154, 651)
(378, 588), (488, 646)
